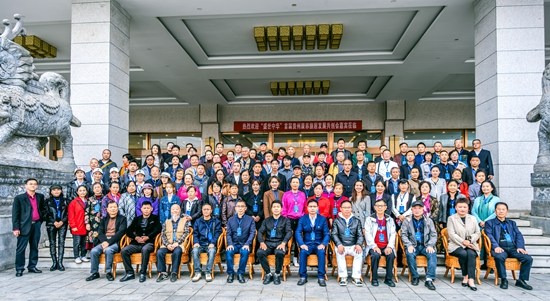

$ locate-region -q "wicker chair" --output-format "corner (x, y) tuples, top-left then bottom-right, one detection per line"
(157, 227), (193, 279)
(98, 236), (127, 278)
(231, 230), (257, 279)
(121, 234), (161, 278)
(481, 230), (520, 285)
(304, 251), (329, 281)
(398, 229), (429, 282)
(441, 228), (482, 285)
(259, 236), (293, 282)
(365, 231), (399, 282)
(189, 227), (226, 279)
(329, 241), (365, 282)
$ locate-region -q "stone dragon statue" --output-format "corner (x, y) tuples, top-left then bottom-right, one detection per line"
(527, 63), (550, 170)
(0, 14), (80, 166)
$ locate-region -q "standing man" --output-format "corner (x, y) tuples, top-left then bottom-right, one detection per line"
(352, 140), (373, 165)
(99, 149), (118, 184)
(331, 200), (364, 286)
(485, 202), (533, 290)
(12, 178), (44, 277)
(470, 139), (494, 180)
(86, 158), (99, 182)
(454, 138), (469, 167)
(257, 142), (268, 163)
(437, 151), (456, 182)
(335, 159), (359, 198)
(393, 142), (409, 167)
(257, 201), (293, 285)
(120, 201), (161, 283)
(295, 200), (330, 287)
(414, 143), (427, 166)
(331, 138), (352, 163)
(432, 142), (443, 164)
(376, 149), (399, 181)
(162, 142), (174, 163)
(237, 147), (255, 172)
(314, 143), (333, 165)
(87, 201), (127, 281)
(400, 201), (437, 290)
(215, 142), (228, 163)
(226, 199), (256, 284)
(298, 144), (312, 165)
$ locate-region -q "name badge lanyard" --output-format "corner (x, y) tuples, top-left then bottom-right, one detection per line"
(310, 217), (316, 240)
(292, 192), (300, 213)
(398, 193), (406, 214)
(444, 165), (450, 180)
(392, 180), (398, 195)
(186, 200), (193, 216)
(407, 165), (413, 179)
(172, 219), (179, 241)
(413, 218), (423, 242)
(384, 162), (390, 178)
(427, 163), (433, 178)
(357, 165), (363, 180)
(304, 187), (311, 198)
(449, 198), (456, 215)
(370, 174), (376, 193)
(500, 223), (512, 243)
(236, 216), (243, 236)
(271, 218), (279, 238)
(377, 217), (386, 242)
(253, 194), (259, 213)
(214, 194), (221, 216)
(333, 196), (342, 217)
(344, 218), (352, 237)
(206, 219), (213, 242)
(54, 198), (61, 219)
(273, 190), (279, 201)
(197, 176), (204, 194)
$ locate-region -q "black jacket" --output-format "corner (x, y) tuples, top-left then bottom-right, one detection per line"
(244, 191), (264, 218)
(181, 198), (203, 222)
(335, 171), (359, 198)
(400, 163), (423, 181)
(126, 214), (161, 245)
(97, 214), (127, 246)
(41, 196), (69, 227)
(369, 193), (393, 217)
(258, 215), (292, 246)
(363, 173), (383, 194)
(66, 179), (91, 201)
(12, 192), (44, 235)
(330, 149), (352, 163)
(262, 173), (287, 193)
(331, 215), (365, 247)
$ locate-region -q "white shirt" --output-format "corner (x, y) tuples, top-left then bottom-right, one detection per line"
(376, 160), (399, 181)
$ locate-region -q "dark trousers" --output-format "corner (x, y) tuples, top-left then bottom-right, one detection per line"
(450, 247), (478, 279)
(257, 244), (286, 274)
(73, 235), (87, 258)
(369, 247), (395, 281)
(156, 246), (182, 274)
(492, 246), (533, 281)
(15, 222), (41, 271)
(298, 245), (326, 279)
(290, 219), (299, 258)
(46, 225), (67, 264)
(121, 242), (155, 274)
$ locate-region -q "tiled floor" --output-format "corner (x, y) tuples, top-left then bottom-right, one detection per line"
(1, 266), (547, 301)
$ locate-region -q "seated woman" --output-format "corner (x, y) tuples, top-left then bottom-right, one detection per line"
(447, 197), (481, 291)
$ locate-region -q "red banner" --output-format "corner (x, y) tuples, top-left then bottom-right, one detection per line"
(234, 120), (362, 132)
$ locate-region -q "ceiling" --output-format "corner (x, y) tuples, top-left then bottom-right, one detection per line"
(1, 0), (548, 106)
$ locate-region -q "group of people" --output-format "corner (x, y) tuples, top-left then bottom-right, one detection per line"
(11, 138), (534, 291)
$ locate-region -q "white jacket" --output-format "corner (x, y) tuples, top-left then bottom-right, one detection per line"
(364, 214), (397, 255)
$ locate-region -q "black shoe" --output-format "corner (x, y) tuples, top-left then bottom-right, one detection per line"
(15, 270), (23, 277)
(461, 281), (468, 287)
(263, 273), (273, 285)
(411, 278), (419, 286)
(50, 263), (58, 271)
(86, 273), (100, 281)
(425, 280), (436, 290)
(274, 273), (281, 285)
(170, 273), (178, 282)
(227, 274), (234, 283)
(480, 263), (487, 270)
(119, 274), (135, 282)
(515, 279), (533, 290)
(468, 284), (477, 291)
(57, 262), (65, 271)
(384, 279), (396, 287)
(500, 278), (508, 289)
(106, 272), (114, 281)
(139, 274), (146, 283)
(297, 278), (307, 286)
(28, 267), (42, 273)
(238, 274), (246, 283)
(156, 273), (168, 282)
(371, 279), (379, 287)
(318, 279), (326, 287)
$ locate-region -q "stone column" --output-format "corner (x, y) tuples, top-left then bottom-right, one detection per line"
(474, 0), (544, 210)
(200, 104), (220, 149)
(70, 0), (130, 168)
(384, 100), (405, 155)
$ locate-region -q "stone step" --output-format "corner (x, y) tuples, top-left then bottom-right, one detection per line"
(525, 245), (550, 256)
(38, 248), (81, 259)
(518, 227), (543, 236)
(45, 238), (74, 247)
(511, 219), (530, 227)
(532, 256), (550, 268)
(508, 212), (521, 219)
(524, 236), (550, 245)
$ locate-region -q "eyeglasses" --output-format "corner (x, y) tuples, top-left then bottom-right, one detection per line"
(340, 207), (352, 209)
(374, 205), (387, 208)
(235, 205), (247, 208)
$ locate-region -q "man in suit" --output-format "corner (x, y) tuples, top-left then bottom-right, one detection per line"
(86, 201), (127, 282)
(225, 199), (256, 284)
(119, 201), (161, 283)
(485, 202), (533, 290)
(330, 138), (352, 163)
(470, 139), (494, 180)
(12, 178), (44, 277)
(99, 149), (118, 184)
(295, 199), (330, 287)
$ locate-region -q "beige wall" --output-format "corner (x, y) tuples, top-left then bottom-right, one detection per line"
(404, 100), (475, 130)
(129, 100), (475, 133)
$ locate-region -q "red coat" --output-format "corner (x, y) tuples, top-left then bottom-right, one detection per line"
(68, 197), (87, 235)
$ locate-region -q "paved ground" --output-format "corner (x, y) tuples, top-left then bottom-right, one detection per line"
(0, 266), (547, 301)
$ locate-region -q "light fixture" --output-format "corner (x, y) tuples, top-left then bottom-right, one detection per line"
(269, 80), (330, 96)
(13, 35), (57, 58)
(253, 24), (343, 52)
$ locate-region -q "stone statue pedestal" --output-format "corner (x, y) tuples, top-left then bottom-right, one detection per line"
(531, 172), (550, 218)
(0, 164), (73, 271)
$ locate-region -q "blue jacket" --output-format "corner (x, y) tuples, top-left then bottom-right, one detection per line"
(484, 218), (525, 250)
(159, 194), (181, 224)
(295, 214), (330, 247)
(226, 214), (256, 247)
(193, 216), (222, 247)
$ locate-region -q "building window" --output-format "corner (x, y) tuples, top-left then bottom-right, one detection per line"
(403, 130), (468, 148)
(273, 133), (328, 149)
(222, 133), (269, 149)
